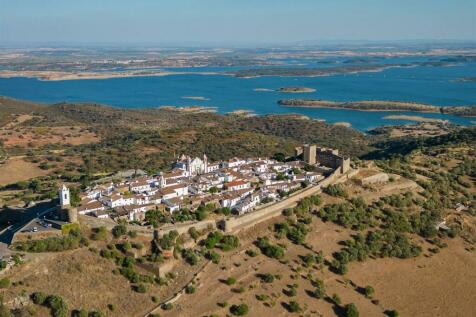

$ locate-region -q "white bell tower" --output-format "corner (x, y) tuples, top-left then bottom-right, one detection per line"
(59, 185), (70, 207)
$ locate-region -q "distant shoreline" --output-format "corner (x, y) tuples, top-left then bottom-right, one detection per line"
(0, 70), (223, 81)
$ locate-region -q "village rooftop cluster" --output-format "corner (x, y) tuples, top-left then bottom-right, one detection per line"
(75, 146), (348, 223)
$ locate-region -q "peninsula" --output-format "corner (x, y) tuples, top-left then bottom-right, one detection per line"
(279, 99), (476, 117)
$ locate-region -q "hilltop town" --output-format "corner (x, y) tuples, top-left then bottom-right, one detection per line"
(12, 145), (350, 243)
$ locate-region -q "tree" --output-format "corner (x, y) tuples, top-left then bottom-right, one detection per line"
(188, 227), (200, 241)
(313, 279), (326, 299)
(134, 284), (147, 293)
(112, 224), (127, 238)
(69, 187), (81, 207)
(185, 284), (196, 294)
(273, 153), (286, 162)
(258, 273), (274, 283)
(196, 209), (208, 221)
(46, 295), (68, 317)
(31, 292), (48, 305)
(332, 293), (341, 305)
(230, 304), (249, 316)
(287, 301), (301, 313)
(385, 310), (399, 317)
(92, 226), (108, 241)
(345, 303), (359, 317)
(364, 285), (374, 298)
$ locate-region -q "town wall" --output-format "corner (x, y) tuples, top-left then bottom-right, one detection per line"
(156, 219), (217, 237)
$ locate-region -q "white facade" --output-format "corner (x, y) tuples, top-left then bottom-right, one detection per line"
(59, 185), (70, 207)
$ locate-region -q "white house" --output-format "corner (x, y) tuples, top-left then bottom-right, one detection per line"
(163, 197), (182, 213)
(129, 179), (151, 193)
(104, 193), (134, 208)
(224, 180), (250, 191)
(94, 209), (110, 219)
(77, 200), (105, 215)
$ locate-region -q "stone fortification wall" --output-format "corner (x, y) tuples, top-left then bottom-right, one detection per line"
(156, 220), (216, 237)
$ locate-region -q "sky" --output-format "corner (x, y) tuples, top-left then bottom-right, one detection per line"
(0, 0), (475, 46)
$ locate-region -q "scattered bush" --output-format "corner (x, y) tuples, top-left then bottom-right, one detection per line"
(0, 278), (11, 288)
(31, 292), (48, 305)
(112, 224), (127, 238)
(230, 304), (249, 316)
(225, 277), (236, 286)
(345, 303), (359, 317)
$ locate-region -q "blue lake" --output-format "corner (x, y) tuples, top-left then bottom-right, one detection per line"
(0, 61), (475, 131)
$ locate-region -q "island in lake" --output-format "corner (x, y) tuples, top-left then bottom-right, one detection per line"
(278, 87), (316, 93)
(278, 99), (476, 117)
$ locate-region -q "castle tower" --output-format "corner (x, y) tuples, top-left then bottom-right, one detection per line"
(59, 185), (70, 207)
(68, 208), (78, 223)
(303, 144), (317, 165)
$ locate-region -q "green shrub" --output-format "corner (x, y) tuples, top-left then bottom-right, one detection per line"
(225, 277), (236, 285)
(91, 226), (108, 241)
(185, 284), (196, 294)
(256, 237), (285, 259)
(161, 303), (173, 311)
(345, 303), (359, 317)
(230, 304), (249, 316)
(112, 224), (127, 238)
(258, 273), (274, 283)
(385, 309), (399, 317)
(31, 292), (48, 305)
(287, 301), (301, 313)
(46, 295), (68, 317)
(332, 293), (341, 305)
(364, 285), (374, 298)
(71, 309), (88, 317)
(134, 284), (147, 293)
(0, 278), (10, 288)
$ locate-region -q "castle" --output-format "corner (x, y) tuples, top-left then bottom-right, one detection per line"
(295, 144), (350, 173)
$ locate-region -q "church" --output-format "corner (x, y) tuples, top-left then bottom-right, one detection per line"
(173, 154), (210, 176)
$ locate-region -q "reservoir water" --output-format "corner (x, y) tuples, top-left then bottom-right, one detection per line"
(0, 59), (475, 131)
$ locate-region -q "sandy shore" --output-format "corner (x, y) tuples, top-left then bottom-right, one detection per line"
(227, 109), (256, 117)
(158, 106), (217, 113)
(181, 96), (210, 101)
(253, 88), (274, 92)
(0, 70), (221, 81)
(383, 115), (449, 123)
(333, 121), (352, 127)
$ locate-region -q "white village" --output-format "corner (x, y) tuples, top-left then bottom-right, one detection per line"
(73, 145), (350, 223)
(10, 145), (355, 246)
